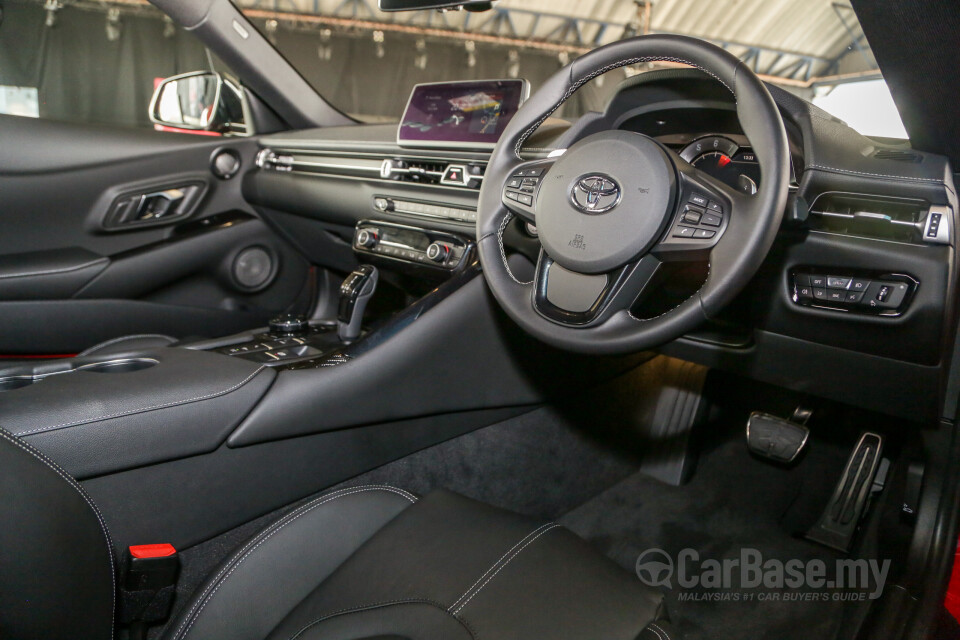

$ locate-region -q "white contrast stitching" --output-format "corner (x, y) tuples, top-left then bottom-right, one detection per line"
(649, 622), (672, 640)
(452, 523), (561, 615)
(805, 164), (943, 184)
(173, 485), (417, 640)
(514, 57), (734, 159)
(448, 522), (555, 611)
(78, 334), (175, 356)
(627, 261), (711, 322)
(0, 258), (108, 280)
(15, 366), (267, 437)
(287, 599), (477, 640)
(0, 428), (116, 640)
(496, 212), (532, 285)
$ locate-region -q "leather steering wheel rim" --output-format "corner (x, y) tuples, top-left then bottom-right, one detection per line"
(476, 34), (791, 355)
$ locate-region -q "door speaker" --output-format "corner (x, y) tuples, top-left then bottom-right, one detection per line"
(232, 246), (276, 291)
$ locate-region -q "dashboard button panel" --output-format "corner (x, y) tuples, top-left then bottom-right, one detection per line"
(791, 269), (917, 316)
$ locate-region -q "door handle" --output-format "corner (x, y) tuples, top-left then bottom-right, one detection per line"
(103, 181), (206, 230)
(134, 188), (185, 221)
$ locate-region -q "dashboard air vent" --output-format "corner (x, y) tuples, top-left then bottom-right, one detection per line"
(873, 149), (922, 163)
(380, 158), (485, 189)
(256, 148), (486, 190)
(808, 192), (941, 244)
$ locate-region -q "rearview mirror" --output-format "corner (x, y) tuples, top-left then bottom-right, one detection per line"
(378, 0), (492, 12)
(149, 71), (247, 135)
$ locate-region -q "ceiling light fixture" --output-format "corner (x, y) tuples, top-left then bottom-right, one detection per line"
(105, 8), (121, 42)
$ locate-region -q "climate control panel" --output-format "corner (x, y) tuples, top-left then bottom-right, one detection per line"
(353, 221), (471, 272)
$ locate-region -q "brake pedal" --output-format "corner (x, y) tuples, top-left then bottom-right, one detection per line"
(806, 432), (885, 552)
(746, 411), (810, 463)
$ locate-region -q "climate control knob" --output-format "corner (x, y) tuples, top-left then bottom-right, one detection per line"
(356, 229), (378, 249)
(425, 242), (450, 263)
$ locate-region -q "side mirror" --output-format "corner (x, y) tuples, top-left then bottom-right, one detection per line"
(149, 71), (247, 135)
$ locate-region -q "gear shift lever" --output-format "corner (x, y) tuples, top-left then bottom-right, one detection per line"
(338, 265), (378, 342)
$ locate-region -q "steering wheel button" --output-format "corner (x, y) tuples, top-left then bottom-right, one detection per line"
(505, 191), (520, 202)
(689, 194), (709, 208)
(507, 178), (523, 189)
(673, 225), (697, 238)
(707, 201), (723, 213)
(701, 213), (722, 227)
(682, 210), (702, 224)
(517, 193), (534, 206)
(692, 228), (716, 239)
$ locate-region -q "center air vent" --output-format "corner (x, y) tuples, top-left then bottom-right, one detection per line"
(256, 148), (485, 190)
(808, 192), (947, 244)
(380, 158), (485, 189)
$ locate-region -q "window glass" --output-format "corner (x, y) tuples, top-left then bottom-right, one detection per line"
(238, 0), (907, 139)
(0, 0), (234, 131)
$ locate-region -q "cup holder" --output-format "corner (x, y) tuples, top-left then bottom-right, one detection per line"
(80, 358), (158, 374)
(0, 377), (37, 392)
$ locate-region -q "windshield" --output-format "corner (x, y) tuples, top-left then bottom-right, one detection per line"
(240, 0), (907, 139)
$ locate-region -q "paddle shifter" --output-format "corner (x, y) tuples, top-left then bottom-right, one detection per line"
(338, 264), (379, 342)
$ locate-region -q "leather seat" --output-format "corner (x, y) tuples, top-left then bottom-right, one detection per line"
(0, 427), (681, 640)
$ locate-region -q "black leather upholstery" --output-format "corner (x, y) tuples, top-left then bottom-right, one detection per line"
(0, 427), (674, 640)
(0, 427), (114, 640)
(78, 333), (178, 357)
(169, 489), (666, 640)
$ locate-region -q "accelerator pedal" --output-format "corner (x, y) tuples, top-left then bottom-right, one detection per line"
(806, 431), (886, 552)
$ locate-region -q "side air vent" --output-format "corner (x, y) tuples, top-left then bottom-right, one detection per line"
(873, 149), (922, 163)
(256, 148), (485, 190)
(809, 192), (949, 244)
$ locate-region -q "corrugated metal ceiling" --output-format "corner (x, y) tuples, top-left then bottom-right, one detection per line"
(235, 0), (876, 80)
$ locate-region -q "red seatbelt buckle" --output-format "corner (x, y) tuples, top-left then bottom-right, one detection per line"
(129, 543), (176, 559)
(125, 543), (179, 591)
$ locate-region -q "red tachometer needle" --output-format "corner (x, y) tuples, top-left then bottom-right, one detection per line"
(718, 154), (732, 168)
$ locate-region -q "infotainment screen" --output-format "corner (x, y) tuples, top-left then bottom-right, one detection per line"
(397, 79), (530, 149)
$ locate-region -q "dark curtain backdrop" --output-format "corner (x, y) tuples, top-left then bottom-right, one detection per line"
(0, 0), (624, 128)
(0, 0), (210, 128)
(266, 23), (624, 121)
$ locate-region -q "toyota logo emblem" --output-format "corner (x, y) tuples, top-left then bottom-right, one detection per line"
(571, 174), (622, 214)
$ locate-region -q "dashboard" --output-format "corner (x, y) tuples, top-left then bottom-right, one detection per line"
(244, 69), (958, 423)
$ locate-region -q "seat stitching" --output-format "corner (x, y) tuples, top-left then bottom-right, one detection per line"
(513, 56), (735, 159)
(172, 485), (417, 640)
(453, 523), (561, 615)
(78, 333), (175, 356)
(448, 522), (554, 611)
(649, 622), (672, 640)
(14, 366), (267, 437)
(286, 599), (478, 640)
(0, 428), (116, 640)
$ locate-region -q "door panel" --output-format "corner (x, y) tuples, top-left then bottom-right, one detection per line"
(0, 115), (310, 354)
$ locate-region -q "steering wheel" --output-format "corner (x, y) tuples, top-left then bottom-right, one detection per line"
(477, 35), (791, 354)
